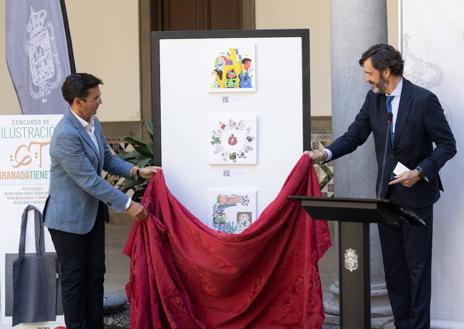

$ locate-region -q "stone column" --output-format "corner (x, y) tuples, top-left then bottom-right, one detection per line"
(324, 1), (393, 327)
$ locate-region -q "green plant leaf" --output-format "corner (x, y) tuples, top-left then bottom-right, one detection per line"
(129, 144), (153, 156)
(144, 121), (154, 137)
(137, 157), (153, 168)
(132, 189), (145, 202)
(121, 178), (140, 191)
(116, 123), (155, 199)
(118, 150), (140, 161)
(124, 135), (149, 148)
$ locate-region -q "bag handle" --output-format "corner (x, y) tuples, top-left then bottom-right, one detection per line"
(18, 205), (45, 257)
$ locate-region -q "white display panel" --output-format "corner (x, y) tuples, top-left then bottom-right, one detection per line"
(401, 1), (464, 327)
(156, 32), (308, 224)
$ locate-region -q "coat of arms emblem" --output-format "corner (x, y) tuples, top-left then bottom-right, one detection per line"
(25, 7), (62, 103)
(344, 248), (358, 272)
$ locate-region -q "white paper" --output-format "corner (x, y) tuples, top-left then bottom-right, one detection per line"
(393, 161), (410, 176)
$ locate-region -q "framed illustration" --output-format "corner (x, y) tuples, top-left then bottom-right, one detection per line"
(209, 46), (256, 92)
(209, 114), (257, 164)
(207, 189), (257, 233)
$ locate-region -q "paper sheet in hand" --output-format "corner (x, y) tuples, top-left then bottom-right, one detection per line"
(393, 161), (410, 176)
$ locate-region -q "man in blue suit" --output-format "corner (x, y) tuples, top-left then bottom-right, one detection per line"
(309, 44), (456, 329)
(45, 73), (160, 329)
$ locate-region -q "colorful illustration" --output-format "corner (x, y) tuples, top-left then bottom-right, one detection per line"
(208, 189), (257, 233)
(236, 212), (252, 232)
(210, 47), (256, 92)
(209, 115), (257, 164)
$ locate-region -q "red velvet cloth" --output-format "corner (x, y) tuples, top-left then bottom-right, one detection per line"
(123, 155), (331, 329)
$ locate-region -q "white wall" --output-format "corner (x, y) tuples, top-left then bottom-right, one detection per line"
(255, 0), (331, 117)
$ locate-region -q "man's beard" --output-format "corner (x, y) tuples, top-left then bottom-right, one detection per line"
(370, 75), (388, 94)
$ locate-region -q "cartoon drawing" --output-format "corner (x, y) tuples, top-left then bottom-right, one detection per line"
(209, 115), (257, 165)
(210, 47), (256, 92)
(236, 212), (252, 232)
(208, 189), (256, 234)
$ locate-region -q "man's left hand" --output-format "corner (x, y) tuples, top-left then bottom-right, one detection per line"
(388, 169), (421, 188)
(139, 166), (162, 179)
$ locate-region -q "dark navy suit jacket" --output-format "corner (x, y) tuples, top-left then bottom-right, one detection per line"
(327, 78), (456, 209)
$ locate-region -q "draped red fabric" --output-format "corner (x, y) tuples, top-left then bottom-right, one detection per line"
(123, 155), (331, 329)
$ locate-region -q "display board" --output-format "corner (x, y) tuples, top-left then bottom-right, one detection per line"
(401, 1), (464, 327)
(152, 30), (310, 229)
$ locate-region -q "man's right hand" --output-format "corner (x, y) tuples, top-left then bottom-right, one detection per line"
(127, 201), (147, 222)
(304, 150), (327, 163)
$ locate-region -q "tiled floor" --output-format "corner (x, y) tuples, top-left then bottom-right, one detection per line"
(104, 219), (132, 294)
(103, 215), (132, 328)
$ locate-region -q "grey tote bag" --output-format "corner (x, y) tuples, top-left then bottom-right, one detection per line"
(4, 205), (63, 326)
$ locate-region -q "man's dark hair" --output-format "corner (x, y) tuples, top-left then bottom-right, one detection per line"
(359, 44), (404, 76)
(241, 58), (251, 64)
(61, 73), (103, 105)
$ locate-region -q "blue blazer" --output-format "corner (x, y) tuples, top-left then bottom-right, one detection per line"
(44, 110), (133, 234)
(327, 79), (456, 208)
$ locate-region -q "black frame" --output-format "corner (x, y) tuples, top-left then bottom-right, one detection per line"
(151, 29), (311, 166)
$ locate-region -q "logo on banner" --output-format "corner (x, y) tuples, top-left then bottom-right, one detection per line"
(10, 141), (51, 169)
(25, 7), (62, 103)
(0, 118), (56, 184)
(344, 248), (358, 272)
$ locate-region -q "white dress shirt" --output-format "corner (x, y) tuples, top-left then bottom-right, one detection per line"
(387, 78), (403, 134)
(71, 110), (100, 152)
(71, 110), (132, 209)
(324, 78), (404, 161)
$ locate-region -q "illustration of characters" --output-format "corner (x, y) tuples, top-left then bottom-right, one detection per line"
(236, 212), (252, 232)
(212, 194), (250, 232)
(212, 55), (229, 88)
(225, 68), (240, 88)
(210, 48), (254, 90)
(212, 194), (241, 224)
(239, 58), (253, 88)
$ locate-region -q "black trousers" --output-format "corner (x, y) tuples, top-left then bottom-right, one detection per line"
(49, 205), (106, 329)
(378, 205), (433, 329)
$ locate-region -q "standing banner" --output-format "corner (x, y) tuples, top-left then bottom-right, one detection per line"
(0, 115), (65, 328)
(401, 1), (464, 327)
(5, 0), (74, 114)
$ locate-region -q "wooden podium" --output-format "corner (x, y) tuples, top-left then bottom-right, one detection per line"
(289, 197), (425, 329)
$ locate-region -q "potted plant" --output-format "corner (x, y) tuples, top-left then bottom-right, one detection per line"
(116, 121), (155, 202)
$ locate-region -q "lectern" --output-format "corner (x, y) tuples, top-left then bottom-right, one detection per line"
(289, 197), (425, 329)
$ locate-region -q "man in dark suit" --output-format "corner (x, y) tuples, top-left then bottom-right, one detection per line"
(309, 44), (456, 329)
(45, 73), (160, 329)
